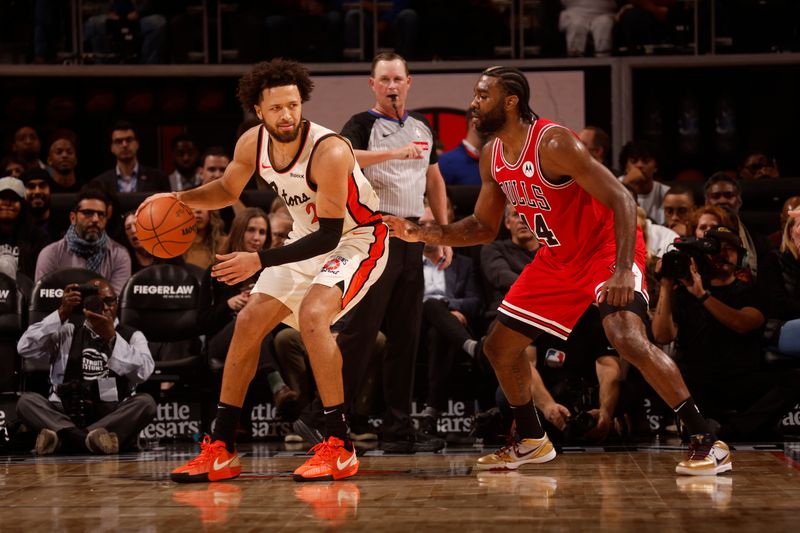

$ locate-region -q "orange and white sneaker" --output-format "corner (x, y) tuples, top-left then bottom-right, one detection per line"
(293, 437), (359, 482)
(171, 436), (241, 483)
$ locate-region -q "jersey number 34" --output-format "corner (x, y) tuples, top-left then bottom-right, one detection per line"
(520, 212), (560, 247)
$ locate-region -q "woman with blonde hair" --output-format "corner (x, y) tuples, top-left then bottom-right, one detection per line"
(759, 209), (800, 356)
(182, 208), (226, 270)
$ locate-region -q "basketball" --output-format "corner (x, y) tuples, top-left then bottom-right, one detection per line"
(135, 196), (197, 258)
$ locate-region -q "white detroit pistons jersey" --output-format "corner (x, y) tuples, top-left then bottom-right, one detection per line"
(256, 120), (382, 237)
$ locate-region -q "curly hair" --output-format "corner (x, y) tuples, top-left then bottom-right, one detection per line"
(237, 59), (314, 112)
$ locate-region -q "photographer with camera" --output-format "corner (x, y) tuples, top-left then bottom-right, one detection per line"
(16, 278), (155, 455)
(652, 226), (800, 440)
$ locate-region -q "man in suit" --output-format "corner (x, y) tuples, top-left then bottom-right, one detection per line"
(91, 121), (168, 193)
(418, 204), (483, 435)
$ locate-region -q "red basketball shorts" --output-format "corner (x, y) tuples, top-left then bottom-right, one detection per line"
(497, 239), (648, 340)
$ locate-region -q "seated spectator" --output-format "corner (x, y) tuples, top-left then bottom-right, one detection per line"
(637, 205), (678, 259)
(0, 177), (49, 279)
(265, 1), (343, 62)
(768, 196), (800, 249)
(662, 184), (696, 237)
(84, 1), (166, 64)
(652, 226), (800, 440)
(344, 1), (418, 60)
(122, 211), (183, 273)
(22, 168), (66, 242)
(438, 109), (487, 186)
(579, 125), (612, 170)
(1, 155), (25, 179)
(198, 208), (298, 415)
(198, 147), (244, 230)
(619, 140), (669, 224)
(559, 0), (616, 57)
(35, 188), (131, 295)
(16, 277), (156, 454)
(738, 150), (779, 180)
(704, 172), (773, 279)
(688, 205), (733, 240)
(46, 137), (83, 193)
(481, 204), (539, 318)
(418, 204), (483, 435)
(182, 208), (226, 270)
(168, 134), (201, 192)
(92, 121), (168, 193)
(11, 125), (45, 171)
(269, 212), (293, 249)
(759, 209), (800, 357)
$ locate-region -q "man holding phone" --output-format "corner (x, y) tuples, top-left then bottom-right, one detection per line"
(16, 277), (156, 455)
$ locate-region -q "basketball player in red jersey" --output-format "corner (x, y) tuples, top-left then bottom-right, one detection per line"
(386, 66), (731, 476)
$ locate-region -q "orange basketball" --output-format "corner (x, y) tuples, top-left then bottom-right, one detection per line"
(135, 197), (197, 258)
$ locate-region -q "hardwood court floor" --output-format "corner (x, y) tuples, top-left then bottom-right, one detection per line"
(2, 442), (799, 532)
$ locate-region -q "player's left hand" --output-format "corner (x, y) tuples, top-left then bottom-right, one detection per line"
(212, 252), (262, 285)
(597, 270), (634, 307)
(383, 215), (423, 242)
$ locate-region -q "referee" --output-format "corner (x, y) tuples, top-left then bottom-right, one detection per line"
(337, 52), (452, 452)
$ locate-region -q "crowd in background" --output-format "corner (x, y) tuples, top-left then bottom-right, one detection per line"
(1, 110), (798, 453)
(1, 1), (799, 64)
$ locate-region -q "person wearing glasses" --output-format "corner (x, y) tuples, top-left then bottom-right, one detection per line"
(703, 172), (773, 279)
(17, 276), (155, 455)
(35, 188), (132, 294)
(91, 121), (168, 194)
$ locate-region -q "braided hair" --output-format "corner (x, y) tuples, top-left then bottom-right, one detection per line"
(481, 66), (537, 122)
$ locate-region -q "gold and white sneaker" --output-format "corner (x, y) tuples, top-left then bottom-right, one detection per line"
(474, 434), (556, 471)
(675, 434), (732, 476)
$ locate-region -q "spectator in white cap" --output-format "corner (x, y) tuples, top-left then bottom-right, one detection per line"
(0, 176), (49, 279)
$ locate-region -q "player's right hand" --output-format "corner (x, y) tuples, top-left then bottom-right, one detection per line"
(134, 192), (179, 220)
(383, 215), (423, 242)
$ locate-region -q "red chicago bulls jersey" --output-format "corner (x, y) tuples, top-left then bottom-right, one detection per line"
(492, 118), (618, 263)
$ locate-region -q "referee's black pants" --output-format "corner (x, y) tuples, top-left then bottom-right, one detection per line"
(337, 237), (425, 437)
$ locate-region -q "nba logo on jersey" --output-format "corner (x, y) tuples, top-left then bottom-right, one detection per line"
(522, 161), (534, 177)
(545, 348), (566, 368)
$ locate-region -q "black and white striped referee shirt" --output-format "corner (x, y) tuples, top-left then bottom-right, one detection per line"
(341, 109), (438, 219)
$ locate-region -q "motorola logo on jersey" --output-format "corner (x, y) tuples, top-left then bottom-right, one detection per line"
(498, 180), (552, 211)
(522, 161), (534, 177)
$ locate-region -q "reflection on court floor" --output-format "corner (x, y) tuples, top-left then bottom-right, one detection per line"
(2, 443), (799, 531)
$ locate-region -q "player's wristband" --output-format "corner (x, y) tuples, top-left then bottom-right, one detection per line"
(258, 217), (343, 268)
(697, 290), (711, 303)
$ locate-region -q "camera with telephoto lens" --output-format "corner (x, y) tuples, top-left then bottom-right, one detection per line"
(658, 236), (720, 281)
(76, 284), (103, 314)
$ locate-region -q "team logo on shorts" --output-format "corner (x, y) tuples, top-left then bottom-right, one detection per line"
(322, 256), (348, 274)
(522, 161), (534, 177)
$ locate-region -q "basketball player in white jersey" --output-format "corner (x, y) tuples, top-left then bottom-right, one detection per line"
(138, 58), (389, 483)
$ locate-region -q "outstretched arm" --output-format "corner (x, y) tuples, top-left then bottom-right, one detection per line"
(539, 127), (638, 307)
(384, 142), (506, 247)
